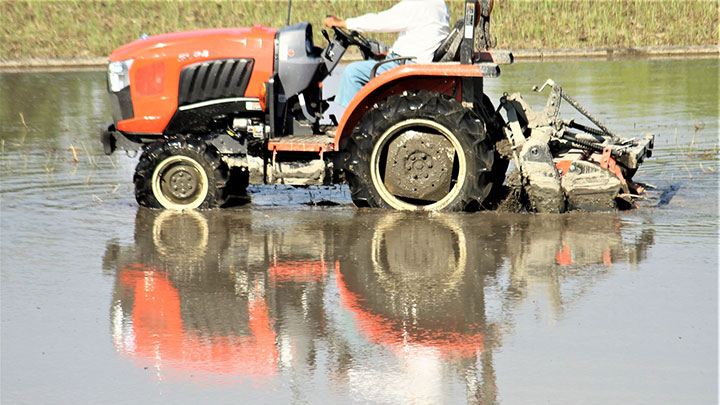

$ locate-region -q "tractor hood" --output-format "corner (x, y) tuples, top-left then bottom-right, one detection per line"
(109, 26), (278, 62)
(105, 25), (278, 134)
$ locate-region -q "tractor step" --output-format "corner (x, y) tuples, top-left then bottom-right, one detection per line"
(267, 135), (336, 153)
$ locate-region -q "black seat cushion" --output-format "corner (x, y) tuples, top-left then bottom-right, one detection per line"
(432, 18), (464, 62)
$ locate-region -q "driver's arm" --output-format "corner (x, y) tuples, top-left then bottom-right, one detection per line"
(340, 2), (413, 33)
(324, 1), (413, 33)
(324, 16), (347, 29)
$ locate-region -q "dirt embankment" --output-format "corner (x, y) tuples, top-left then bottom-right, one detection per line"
(2, 45), (718, 70)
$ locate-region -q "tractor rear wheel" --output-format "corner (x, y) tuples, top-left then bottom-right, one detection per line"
(134, 137), (229, 210)
(345, 91), (495, 211)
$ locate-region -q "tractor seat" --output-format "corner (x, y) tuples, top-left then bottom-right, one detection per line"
(432, 18), (464, 62)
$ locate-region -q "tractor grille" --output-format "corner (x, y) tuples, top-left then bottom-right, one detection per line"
(178, 59), (254, 106)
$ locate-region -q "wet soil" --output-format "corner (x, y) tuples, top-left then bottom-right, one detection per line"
(1, 58), (718, 403)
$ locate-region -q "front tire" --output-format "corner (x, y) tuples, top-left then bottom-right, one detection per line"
(344, 91), (495, 211)
(134, 137), (228, 210)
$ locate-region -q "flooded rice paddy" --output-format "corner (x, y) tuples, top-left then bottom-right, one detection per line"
(1, 57), (718, 403)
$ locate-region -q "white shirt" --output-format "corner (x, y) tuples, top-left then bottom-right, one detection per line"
(345, 0), (450, 63)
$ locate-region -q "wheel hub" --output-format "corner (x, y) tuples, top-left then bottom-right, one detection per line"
(160, 163), (203, 204)
(167, 167), (197, 198)
(383, 130), (455, 201)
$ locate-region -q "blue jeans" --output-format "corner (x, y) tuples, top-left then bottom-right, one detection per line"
(336, 56), (405, 107)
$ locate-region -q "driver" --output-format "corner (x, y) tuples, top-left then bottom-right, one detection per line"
(324, 0), (450, 107)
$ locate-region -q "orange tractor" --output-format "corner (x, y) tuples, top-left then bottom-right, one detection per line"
(101, 0), (653, 212)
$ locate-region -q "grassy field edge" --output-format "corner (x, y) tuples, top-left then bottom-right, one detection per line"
(1, 0), (718, 60)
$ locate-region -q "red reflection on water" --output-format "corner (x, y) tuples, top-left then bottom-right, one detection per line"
(556, 245), (573, 266)
(270, 259), (328, 283)
(602, 248), (613, 268)
(555, 244), (615, 268)
(333, 265), (484, 360)
(114, 264), (278, 380)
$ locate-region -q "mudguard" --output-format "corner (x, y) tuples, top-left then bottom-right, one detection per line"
(333, 62), (490, 146)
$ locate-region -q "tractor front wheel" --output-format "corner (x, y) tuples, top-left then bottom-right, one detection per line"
(345, 91), (495, 211)
(134, 137), (228, 210)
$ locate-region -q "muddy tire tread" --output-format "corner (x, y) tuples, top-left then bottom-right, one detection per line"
(134, 136), (229, 209)
(344, 90), (496, 211)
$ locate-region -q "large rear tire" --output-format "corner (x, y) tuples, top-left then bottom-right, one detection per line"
(134, 136), (229, 210)
(344, 91), (495, 211)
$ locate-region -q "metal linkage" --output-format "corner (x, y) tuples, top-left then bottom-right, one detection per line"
(534, 79), (620, 143)
(561, 131), (606, 152)
(568, 121), (607, 138)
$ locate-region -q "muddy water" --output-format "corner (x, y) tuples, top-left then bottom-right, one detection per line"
(1, 58), (718, 403)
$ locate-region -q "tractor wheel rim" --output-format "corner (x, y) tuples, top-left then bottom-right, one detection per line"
(370, 214), (467, 297)
(370, 118), (467, 210)
(152, 210), (209, 257)
(152, 155), (209, 210)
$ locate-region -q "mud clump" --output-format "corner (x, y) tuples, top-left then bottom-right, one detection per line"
(494, 170), (526, 213)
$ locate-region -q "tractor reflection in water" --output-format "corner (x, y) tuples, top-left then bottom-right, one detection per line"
(103, 209), (653, 399)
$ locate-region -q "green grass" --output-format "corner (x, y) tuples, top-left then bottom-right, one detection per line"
(1, 0), (717, 59)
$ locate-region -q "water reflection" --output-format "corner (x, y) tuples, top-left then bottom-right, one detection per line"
(333, 214), (495, 403)
(102, 209), (654, 400)
(105, 210), (279, 382)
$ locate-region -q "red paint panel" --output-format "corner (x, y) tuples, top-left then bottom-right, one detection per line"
(113, 26), (277, 134)
(134, 61), (165, 97)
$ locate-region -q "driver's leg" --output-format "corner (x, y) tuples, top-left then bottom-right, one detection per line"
(336, 58), (404, 107)
(336, 60), (375, 107)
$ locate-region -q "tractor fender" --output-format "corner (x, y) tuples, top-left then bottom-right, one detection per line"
(333, 63), (485, 147)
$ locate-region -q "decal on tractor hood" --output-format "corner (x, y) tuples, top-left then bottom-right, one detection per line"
(178, 49), (209, 63)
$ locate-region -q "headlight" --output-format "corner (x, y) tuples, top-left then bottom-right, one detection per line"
(107, 59), (134, 92)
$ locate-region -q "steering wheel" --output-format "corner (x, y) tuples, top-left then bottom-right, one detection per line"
(332, 26), (374, 55)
